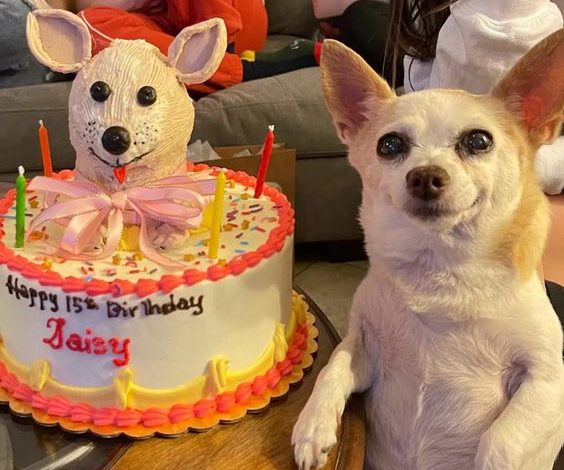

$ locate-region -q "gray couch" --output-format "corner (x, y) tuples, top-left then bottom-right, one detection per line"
(0, 0), (363, 243)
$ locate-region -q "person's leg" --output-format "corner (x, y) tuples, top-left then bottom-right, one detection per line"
(0, 0), (48, 89)
(241, 40), (320, 81)
(333, 0), (398, 80)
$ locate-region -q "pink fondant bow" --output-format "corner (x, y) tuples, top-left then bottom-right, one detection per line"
(27, 174), (216, 269)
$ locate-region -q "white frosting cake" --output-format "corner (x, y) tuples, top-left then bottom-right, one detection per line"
(0, 167), (312, 434)
(0, 10), (315, 436)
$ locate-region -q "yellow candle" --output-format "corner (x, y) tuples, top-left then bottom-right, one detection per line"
(208, 169), (226, 259)
(202, 202), (214, 229)
(15, 166), (26, 248)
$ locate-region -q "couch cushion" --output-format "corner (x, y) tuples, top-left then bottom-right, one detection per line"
(295, 155), (362, 242)
(0, 81), (74, 175)
(265, 0), (318, 39)
(192, 67), (345, 158)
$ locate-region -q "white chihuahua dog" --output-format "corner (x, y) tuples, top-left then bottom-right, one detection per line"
(292, 31), (564, 470)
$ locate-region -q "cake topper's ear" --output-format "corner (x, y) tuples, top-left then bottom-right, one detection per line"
(167, 18), (227, 85)
(26, 9), (92, 74)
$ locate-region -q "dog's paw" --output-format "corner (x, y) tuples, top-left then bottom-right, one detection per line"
(151, 224), (189, 250)
(292, 396), (343, 470)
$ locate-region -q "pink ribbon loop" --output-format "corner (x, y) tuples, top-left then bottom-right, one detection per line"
(27, 172), (216, 269)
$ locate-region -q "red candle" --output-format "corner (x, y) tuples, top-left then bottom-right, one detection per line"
(38, 120), (53, 177)
(254, 125), (275, 198)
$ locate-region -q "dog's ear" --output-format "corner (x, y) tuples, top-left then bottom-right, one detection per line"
(26, 9), (92, 73)
(492, 29), (564, 146)
(168, 18), (227, 85)
(321, 39), (394, 144)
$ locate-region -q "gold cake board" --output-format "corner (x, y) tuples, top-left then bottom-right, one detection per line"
(0, 311), (318, 439)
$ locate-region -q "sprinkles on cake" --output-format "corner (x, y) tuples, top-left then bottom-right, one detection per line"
(17, 174), (283, 283)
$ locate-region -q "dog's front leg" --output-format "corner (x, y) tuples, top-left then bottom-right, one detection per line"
(475, 366), (564, 470)
(292, 304), (374, 470)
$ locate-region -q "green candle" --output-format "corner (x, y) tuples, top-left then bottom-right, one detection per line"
(15, 166), (26, 248)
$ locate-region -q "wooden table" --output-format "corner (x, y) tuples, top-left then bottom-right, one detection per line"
(108, 289), (366, 470)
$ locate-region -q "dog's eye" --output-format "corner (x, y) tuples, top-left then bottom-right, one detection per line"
(377, 134), (407, 158)
(137, 86), (157, 106)
(460, 130), (493, 155)
(90, 81), (111, 102)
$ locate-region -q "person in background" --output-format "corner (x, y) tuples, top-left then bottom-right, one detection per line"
(387, 0), (564, 195)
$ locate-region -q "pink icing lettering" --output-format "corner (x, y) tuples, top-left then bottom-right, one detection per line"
(42, 317), (129, 366)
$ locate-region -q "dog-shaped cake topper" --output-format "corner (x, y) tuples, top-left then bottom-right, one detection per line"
(27, 9), (225, 190)
(24, 10), (226, 266)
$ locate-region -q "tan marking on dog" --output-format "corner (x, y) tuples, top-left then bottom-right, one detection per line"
(487, 105), (549, 281)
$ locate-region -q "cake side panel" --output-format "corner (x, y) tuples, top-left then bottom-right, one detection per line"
(0, 237), (293, 394)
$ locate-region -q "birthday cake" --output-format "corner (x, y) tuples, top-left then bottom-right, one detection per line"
(0, 10), (316, 436)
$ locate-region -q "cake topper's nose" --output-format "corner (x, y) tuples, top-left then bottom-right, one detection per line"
(102, 126), (130, 155)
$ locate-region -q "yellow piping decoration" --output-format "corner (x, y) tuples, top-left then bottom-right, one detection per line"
(206, 356), (229, 395)
(273, 323), (288, 362)
(29, 359), (51, 391)
(285, 308), (296, 343)
(113, 367), (133, 408)
(295, 293), (307, 324)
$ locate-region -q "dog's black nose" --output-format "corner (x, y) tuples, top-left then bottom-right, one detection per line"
(101, 126), (131, 155)
(406, 166), (450, 200)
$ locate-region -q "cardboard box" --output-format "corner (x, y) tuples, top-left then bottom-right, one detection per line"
(211, 144), (296, 205)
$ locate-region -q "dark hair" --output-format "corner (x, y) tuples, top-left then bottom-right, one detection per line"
(384, 0), (455, 85)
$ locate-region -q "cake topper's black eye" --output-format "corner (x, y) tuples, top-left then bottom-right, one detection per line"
(459, 129), (494, 155)
(377, 133), (407, 159)
(137, 86), (157, 106)
(90, 81), (111, 102)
